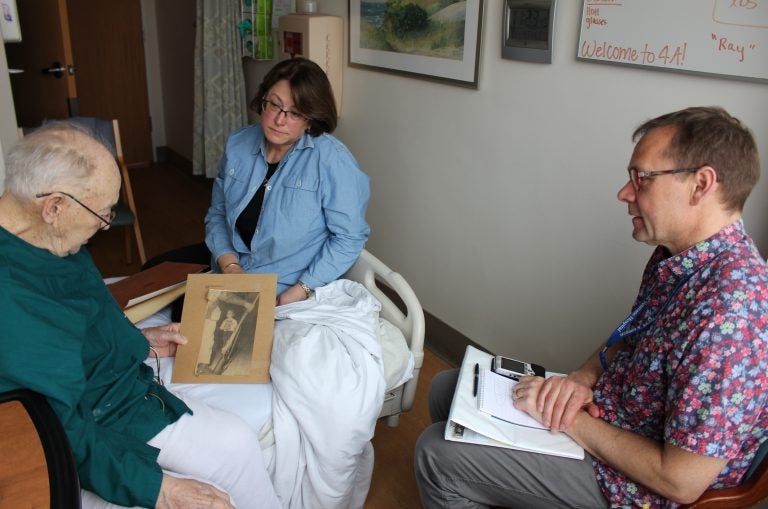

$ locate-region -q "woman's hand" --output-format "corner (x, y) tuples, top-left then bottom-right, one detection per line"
(277, 284), (309, 306)
(155, 474), (234, 509)
(218, 254), (245, 274)
(142, 323), (188, 358)
(222, 263), (245, 274)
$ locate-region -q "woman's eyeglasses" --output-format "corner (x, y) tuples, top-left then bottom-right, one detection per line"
(261, 99), (308, 123)
(36, 191), (116, 230)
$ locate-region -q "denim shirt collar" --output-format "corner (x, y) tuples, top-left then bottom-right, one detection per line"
(254, 129), (316, 160)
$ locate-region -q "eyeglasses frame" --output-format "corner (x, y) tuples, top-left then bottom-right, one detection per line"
(261, 98), (309, 123)
(627, 166), (702, 191)
(36, 191), (115, 230)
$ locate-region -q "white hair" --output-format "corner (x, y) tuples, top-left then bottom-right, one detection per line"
(5, 121), (107, 201)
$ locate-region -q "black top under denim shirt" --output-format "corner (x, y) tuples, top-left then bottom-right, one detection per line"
(236, 161), (280, 246)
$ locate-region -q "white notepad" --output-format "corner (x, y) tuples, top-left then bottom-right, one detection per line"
(477, 368), (548, 430)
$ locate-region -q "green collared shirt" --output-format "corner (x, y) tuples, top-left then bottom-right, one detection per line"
(0, 226), (190, 507)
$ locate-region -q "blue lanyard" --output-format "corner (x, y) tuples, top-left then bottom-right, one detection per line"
(599, 271), (696, 371)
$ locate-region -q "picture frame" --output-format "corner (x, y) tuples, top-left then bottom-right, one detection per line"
(349, 0), (485, 88)
(172, 273), (277, 384)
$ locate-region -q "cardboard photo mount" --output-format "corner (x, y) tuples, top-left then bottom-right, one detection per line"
(173, 273), (277, 384)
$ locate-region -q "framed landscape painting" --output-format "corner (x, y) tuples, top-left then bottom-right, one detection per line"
(349, 0), (484, 87)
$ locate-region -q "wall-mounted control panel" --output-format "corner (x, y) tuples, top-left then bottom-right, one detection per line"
(502, 0), (556, 64)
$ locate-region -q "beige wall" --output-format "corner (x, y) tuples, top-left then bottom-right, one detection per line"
(153, 0), (195, 161)
(141, 0), (165, 155)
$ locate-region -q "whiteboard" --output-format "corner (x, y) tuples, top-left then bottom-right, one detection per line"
(577, 0), (768, 82)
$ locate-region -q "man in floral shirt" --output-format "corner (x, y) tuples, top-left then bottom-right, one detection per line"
(415, 106), (768, 508)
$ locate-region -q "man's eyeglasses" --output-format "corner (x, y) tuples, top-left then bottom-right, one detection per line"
(627, 167), (701, 191)
(36, 191), (116, 230)
(261, 99), (308, 123)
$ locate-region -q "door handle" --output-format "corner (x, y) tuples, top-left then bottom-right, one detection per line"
(41, 61), (67, 78)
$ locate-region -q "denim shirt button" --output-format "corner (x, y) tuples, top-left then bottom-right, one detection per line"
(228, 168), (235, 175)
(297, 179), (302, 188)
(266, 185), (272, 191)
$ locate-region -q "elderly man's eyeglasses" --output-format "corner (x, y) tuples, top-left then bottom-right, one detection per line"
(627, 167), (701, 191)
(261, 99), (308, 123)
(36, 191), (116, 230)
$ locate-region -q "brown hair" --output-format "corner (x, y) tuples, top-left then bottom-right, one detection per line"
(633, 106), (759, 212)
(250, 57), (337, 136)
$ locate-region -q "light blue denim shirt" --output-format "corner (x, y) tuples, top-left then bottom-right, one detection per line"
(205, 124), (370, 293)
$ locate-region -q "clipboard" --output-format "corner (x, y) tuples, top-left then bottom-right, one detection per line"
(444, 346), (584, 459)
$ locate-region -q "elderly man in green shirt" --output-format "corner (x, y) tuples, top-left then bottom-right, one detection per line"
(0, 122), (281, 509)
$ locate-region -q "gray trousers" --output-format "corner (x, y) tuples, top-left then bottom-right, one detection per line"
(414, 369), (609, 509)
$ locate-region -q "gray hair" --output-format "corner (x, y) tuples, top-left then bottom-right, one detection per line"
(5, 121), (107, 201)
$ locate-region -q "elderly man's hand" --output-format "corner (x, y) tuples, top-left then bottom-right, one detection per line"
(155, 475), (234, 509)
(142, 323), (188, 358)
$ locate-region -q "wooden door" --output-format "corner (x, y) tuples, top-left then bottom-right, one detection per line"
(67, 0), (152, 164)
(5, 0), (77, 126)
(5, 0), (152, 165)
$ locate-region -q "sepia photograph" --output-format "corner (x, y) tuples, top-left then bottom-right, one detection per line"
(195, 289), (260, 377)
(173, 273), (277, 384)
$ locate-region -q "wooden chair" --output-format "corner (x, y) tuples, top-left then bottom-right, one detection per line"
(681, 441), (768, 508)
(18, 118), (147, 265)
(0, 389), (81, 509)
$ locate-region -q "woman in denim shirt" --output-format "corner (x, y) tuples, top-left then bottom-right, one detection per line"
(205, 58), (370, 305)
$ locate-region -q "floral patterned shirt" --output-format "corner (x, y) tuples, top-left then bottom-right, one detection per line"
(593, 220), (768, 508)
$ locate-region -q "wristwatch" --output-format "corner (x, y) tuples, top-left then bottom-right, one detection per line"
(298, 281), (314, 299)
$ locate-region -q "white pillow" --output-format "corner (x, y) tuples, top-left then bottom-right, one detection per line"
(378, 318), (413, 391)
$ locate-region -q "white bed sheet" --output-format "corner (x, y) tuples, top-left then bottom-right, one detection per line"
(138, 304), (414, 435)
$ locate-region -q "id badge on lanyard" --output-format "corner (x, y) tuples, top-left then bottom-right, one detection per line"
(599, 271), (696, 371)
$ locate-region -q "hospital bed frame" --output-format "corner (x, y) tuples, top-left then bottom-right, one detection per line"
(344, 249), (425, 427)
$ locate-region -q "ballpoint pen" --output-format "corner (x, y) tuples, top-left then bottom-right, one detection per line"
(473, 363), (479, 397)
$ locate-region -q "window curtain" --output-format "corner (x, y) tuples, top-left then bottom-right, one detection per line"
(193, 0), (248, 178)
